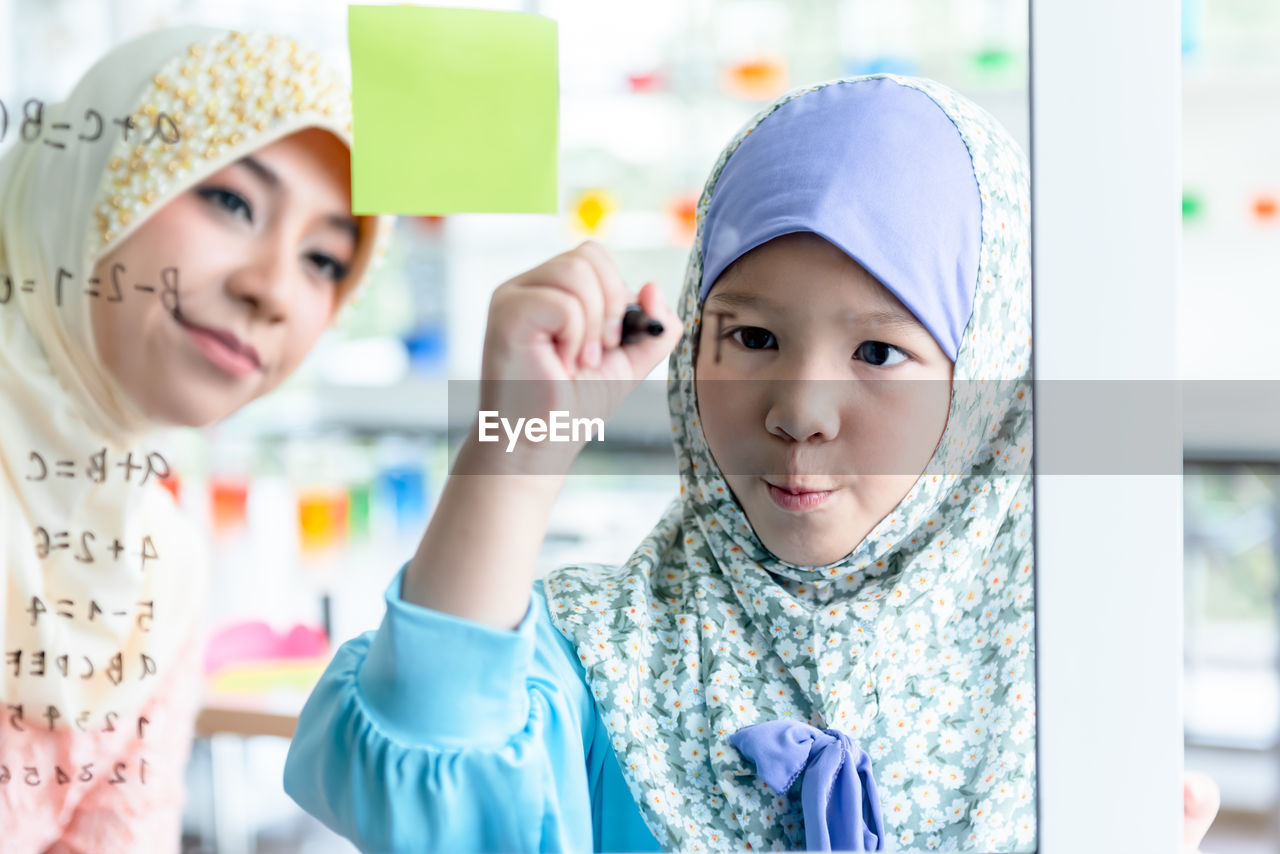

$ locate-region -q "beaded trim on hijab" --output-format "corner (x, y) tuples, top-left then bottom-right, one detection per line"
(86, 30), (391, 306)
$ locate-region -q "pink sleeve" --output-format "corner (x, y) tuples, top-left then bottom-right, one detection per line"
(0, 627), (206, 854)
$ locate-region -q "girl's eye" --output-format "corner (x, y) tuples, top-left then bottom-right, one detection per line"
(731, 327), (777, 350)
(198, 186), (253, 223)
(854, 340), (908, 367)
(307, 252), (349, 283)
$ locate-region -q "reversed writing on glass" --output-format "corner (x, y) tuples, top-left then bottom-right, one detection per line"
(5, 650), (158, 684)
(0, 98), (180, 149)
(26, 597), (154, 631)
(0, 759), (149, 787)
(4, 704), (148, 738)
(0, 265), (178, 310)
(32, 527), (159, 571)
(27, 449), (170, 486)
(709, 310), (735, 363)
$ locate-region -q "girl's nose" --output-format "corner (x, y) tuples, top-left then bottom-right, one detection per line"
(226, 241), (293, 321)
(764, 378), (844, 443)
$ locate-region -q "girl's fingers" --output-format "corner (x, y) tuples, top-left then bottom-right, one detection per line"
(638, 279), (682, 334)
(538, 248), (605, 370)
(494, 246), (674, 383)
(504, 248), (602, 371)
(619, 281), (683, 376)
(1183, 771), (1220, 854)
(543, 288), (587, 376)
(507, 284), (585, 377)
(575, 239), (631, 349)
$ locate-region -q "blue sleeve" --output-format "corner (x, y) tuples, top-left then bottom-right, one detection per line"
(283, 566), (602, 853)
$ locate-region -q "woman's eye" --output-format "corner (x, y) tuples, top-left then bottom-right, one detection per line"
(854, 340), (908, 366)
(731, 327), (777, 350)
(198, 187), (253, 223)
(307, 252), (349, 283)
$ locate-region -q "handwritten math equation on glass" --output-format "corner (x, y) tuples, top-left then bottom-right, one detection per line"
(0, 98), (181, 150)
(6, 438), (171, 789)
(0, 265), (180, 311)
(0, 695), (154, 789)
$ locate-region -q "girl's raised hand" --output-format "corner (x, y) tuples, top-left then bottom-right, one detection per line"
(483, 240), (680, 384)
(474, 240), (682, 471)
(1182, 771), (1220, 854)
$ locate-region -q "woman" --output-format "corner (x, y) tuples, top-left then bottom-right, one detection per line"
(0, 25), (387, 852)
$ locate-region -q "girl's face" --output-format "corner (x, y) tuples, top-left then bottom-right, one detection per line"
(695, 232), (954, 567)
(90, 128), (358, 428)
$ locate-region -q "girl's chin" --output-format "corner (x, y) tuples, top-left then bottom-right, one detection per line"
(756, 525), (863, 567)
(754, 513), (877, 567)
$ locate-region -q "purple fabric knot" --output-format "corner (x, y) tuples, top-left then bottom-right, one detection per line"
(729, 720), (884, 851)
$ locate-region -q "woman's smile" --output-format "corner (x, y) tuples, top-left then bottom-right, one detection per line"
(177, 312), (263, 378)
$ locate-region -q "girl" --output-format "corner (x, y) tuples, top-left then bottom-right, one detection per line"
(0, 26), (387, 852)
(286, 75), (1035, 852)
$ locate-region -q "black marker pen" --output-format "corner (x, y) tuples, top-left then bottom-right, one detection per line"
(620, 303), (664, 344)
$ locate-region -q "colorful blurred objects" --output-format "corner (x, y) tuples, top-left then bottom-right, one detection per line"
(1252, 194), (1277, 222)
(159, 474), (181, 502)
(972, 48), (1016, 73)
(723, 55), (788, 100)
(668, 192), (699, 246)
(378, 464), (428, 532)
(348, 481), (373, 539)
(204, 621), (330, 675)
(207, 659), (330, 695)
(626, 70), (665, 93)
(572, 189), (617, 235)
(297, 487), (349, 551)
(1181, 0), (1201, 56)
(403, 324), (448, 374)
(1182, 191), (1203, 220)
(210, 477), (249, 533)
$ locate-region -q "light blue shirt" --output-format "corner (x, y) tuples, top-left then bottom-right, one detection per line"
(284, 566), (663, 853)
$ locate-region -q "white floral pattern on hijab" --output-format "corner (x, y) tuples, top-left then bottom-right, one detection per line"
(545, 75), (1035, 852)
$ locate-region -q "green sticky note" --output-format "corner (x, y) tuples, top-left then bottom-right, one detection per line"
(348, 5), (559, 215)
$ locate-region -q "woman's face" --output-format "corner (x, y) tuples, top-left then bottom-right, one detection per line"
(695, 232), (955, 567)
(90, 127), (358, 428)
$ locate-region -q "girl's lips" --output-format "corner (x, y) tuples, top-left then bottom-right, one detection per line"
(766, 482), (833, 512)
(180, 320), (261, 378)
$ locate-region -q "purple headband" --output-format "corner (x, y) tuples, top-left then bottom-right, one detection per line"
(699, 78), (981, 361)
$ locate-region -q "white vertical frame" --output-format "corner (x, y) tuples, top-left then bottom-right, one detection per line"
(1031, 0), (1183, 852)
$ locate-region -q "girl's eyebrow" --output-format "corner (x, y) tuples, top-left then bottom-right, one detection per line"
(706, 292), (924, 332)
(232, 156), (358, 240)
(855, 309), (927, 332)
(705, 291), (771, 311)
